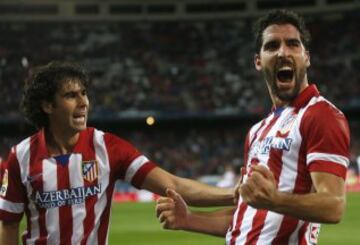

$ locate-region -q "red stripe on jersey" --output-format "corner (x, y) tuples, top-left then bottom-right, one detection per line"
(0, 148), (25, 222)
(29, 135), (48, 244)
(259, 115), (280, 141)
(271, 216), (299, 244)
(245, 209), (268, 244)
(131, 162), (157, 189)
(308, 160), (347, 179)
(80, 129), (98, 245)
(249, 120), (267, 149)
(0, 209), (23, 220)
(229, 202), (248, 245)
(298, 222), (309, 245)
(293, 141), (312, 194)
(103, 133), (142, 180)
(24, 206), (32, 244)
(246, 119), (285, 244)
(56, 160), (73, 245)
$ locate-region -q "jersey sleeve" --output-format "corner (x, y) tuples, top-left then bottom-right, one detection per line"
(300, 102), (350, 179)
(104, 133), (157, 188)
(0, 148), (26, 222)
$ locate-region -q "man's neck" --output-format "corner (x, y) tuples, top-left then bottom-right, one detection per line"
(45, 127), (80, 156)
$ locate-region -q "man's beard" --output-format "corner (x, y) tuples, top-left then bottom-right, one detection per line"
(263, 65), (306, 102)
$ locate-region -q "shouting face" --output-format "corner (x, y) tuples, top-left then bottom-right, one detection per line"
(255, 24), (310, 105)
(43, 79), (89, 135)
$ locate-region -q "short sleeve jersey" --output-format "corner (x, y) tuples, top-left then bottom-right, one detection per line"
(226, 85), (350, 245)
(0, 127), (156, 245)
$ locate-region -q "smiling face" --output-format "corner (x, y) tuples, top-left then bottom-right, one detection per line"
(254, 24), (310, 106)
(43, 79), (89, 136)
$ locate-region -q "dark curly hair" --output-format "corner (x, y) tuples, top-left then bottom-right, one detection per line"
(21, 61), (89, 129)
(253, 9), (311, 54)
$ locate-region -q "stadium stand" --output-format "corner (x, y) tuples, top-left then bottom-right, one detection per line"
(0, 4), (358, 185)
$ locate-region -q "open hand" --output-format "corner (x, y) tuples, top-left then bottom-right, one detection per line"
(155, 188), (189, 230)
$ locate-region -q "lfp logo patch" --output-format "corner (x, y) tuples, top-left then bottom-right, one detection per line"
(82, 160), (99, 182)
(0, 169), (9, 197)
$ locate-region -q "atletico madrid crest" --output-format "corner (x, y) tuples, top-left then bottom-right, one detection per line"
(82, 160), (99, 182)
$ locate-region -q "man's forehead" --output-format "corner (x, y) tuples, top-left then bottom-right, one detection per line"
(262, 24), (301, 42)
(59, 79), (85, 92)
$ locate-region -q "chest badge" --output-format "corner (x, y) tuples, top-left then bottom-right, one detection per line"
(279, 113), (297, 135)
(82, 160), (99, 182)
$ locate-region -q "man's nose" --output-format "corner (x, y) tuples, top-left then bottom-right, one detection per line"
(277, 44), (290, 57)
(77, 94), (88, 107)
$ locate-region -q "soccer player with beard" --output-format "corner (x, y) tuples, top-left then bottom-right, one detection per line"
(156, 9), (350, 244)
(0, 61), (234, 244)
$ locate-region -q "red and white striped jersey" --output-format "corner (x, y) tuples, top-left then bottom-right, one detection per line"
(0, 127), (156, 245)
(226, 85), (350, 245)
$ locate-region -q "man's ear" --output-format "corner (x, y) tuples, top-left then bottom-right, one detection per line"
(41, 101), (53, 114)
(305, 50), (311, 68)
(254, 54), (262, 71)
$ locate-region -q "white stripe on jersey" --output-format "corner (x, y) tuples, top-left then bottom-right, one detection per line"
(277, 108), (302, 192)
(257, 212), (284, 244)
(124, 155), (150, 183)
(15, 137), (31, 185)
(0, 199), (24, 213)
(69, 154), (86, 245)
(86, 129), (111, 245)
(307, 152), (349, 167)
(233, 206), (258, 244)
(43, 158), (60, 244)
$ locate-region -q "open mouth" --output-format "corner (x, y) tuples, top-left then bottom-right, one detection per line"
(277, 68), (294, 83)
(73, 115), (86, 123)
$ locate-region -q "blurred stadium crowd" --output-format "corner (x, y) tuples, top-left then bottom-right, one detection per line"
(0, 11), (359, 177)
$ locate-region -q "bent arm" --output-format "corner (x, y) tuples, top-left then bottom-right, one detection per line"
(272, 172), (345, 223)
(0, 220), (20, 245)
(184, 208), (235, 236)
(156, 189), (235, 237)
(142, 167), (234, 206)
(241, 165), (346, 223)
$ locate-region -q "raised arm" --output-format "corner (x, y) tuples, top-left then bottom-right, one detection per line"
(240, 165), (345, 223)
(156, 189), (235, 236)
(141, 167), (234, 206)
(0, 220), (20, 245)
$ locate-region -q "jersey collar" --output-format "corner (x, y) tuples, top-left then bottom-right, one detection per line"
(291, 84), (320, 110)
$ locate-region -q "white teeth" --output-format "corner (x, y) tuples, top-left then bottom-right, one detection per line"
(278, 67), (293, 71)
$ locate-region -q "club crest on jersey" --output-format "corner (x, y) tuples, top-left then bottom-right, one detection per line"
(279, 114), (297, 135)
(82, 160), (99, 182)
(0, 169), (8, 197)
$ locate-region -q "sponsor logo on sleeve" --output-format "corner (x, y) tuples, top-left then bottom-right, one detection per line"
(0, 169), (8, 197)
(309, 223), (321, 244)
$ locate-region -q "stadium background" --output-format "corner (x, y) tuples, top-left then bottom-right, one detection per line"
(0, 0), (359, 244)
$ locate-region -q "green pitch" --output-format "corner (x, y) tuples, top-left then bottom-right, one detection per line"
(108, 193), (360, 244)
(18, 193), (360, 244)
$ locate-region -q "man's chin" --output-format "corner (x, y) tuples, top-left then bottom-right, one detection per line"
(277, 91), (297, 102)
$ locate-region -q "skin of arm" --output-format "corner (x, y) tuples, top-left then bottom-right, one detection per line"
(156, 189), (235, 237)
(240, 165), (346, 223)
(0, 221), (20, 245)
(141, 167), (234, 206)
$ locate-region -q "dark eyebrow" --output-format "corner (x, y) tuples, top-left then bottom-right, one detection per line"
(263, 39), (279, 49)
(287, 38), (301, 43)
